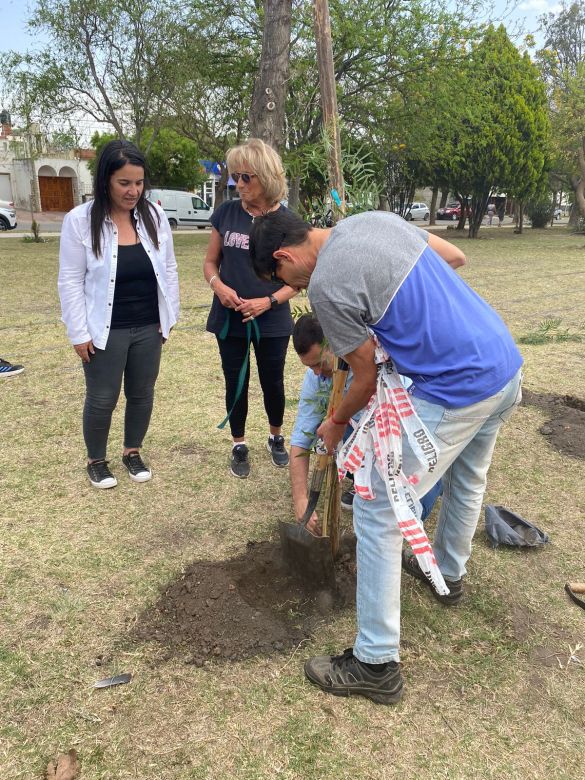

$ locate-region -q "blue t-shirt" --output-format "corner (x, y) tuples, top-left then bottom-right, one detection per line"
(370, 245), (523, 407)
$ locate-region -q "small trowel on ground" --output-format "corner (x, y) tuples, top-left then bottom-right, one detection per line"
(279, 358), (349, 589)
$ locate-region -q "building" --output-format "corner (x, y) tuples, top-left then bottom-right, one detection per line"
(0, 111), (94, 211)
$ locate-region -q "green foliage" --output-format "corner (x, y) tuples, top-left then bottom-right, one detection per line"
(447, 26), (551, 237)
(141, 128), (206, 190)
(518, 318), (583, 344)
(537, 2), (585, 219)
(527, 197), (554, 227)
(2, 0), (191, 145)
(89, 129), (206, 190)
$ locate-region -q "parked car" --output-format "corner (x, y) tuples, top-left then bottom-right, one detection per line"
(0, 202), (17, 231)
(402, 202), (430, 221)
(147, 188), (213, 229)
(554, 207), (562, 220)
(436, 202), (468, 221)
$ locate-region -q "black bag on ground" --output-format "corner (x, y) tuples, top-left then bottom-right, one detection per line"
(484, 505), (549, 549)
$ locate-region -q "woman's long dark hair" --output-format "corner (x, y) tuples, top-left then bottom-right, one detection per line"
(90, 139), (160, 257)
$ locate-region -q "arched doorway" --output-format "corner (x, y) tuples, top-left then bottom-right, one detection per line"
(38, 164), (74, 211)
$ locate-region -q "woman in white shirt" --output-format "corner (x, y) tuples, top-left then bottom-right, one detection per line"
(58, 140), (180, 489)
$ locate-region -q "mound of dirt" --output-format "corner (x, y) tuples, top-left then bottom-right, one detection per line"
(521, 390), (585, 460)
(133, 537), (357, 664)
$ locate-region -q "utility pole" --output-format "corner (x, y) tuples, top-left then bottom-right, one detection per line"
(313, 0), (345, 222)
(313, 0), (344, 557)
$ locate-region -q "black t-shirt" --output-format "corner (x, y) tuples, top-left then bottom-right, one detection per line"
(111, 242), (159, 329)
(206, 199), (294, 338)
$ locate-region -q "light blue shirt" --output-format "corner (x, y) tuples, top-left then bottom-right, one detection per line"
(290, 370), (332, 450)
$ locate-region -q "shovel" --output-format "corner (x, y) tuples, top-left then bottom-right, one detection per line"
(279, 357), (349, 589)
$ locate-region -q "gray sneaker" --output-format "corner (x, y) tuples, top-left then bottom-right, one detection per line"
(401, 550), (463, 605)
(304, 648), (404, 705)
(266, 435), (289, 468)
(230, 444), (250, 478)
(341, 486), (355, 510)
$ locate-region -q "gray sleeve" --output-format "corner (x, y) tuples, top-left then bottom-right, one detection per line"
(413, 225), (429, 242)
(310, 298), (370, 357)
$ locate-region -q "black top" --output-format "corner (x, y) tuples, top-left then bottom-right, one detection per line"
(111, 242), (160, 329)
(206, 200), (294, 338)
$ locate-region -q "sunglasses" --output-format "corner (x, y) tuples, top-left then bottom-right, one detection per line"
(232, 172), (257, 184)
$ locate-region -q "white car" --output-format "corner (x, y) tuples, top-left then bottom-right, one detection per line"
(0, 201), (17, 231)
(403, 202), (430, 221)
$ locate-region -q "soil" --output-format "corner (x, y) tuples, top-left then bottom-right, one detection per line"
(521, 390), (585, 461)
(133, 391), (585, 667)
(133, 536), (357, 665)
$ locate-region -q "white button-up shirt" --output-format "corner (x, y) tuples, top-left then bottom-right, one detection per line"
(58, 200), (180, 349)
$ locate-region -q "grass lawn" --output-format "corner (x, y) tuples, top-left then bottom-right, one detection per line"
(0, 225), (584, 780)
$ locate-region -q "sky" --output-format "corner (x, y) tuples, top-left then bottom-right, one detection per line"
(0, 0), (563, 56)
(0, 0), (564, 133)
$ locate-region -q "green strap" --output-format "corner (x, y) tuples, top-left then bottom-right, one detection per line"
(217, 309), (260, 430)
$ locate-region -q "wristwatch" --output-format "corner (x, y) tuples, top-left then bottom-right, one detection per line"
(269, 294), (279, 309)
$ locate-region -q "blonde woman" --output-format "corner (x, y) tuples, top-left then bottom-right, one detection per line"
(203, 138), (297, 478)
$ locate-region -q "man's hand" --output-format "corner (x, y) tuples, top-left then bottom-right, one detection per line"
(73, 340), (95, 363)
(316, 416), (345, 455)
(294, 498), (321, 535)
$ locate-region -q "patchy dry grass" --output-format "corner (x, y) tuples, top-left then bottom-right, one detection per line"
(0, 225), (584, 780)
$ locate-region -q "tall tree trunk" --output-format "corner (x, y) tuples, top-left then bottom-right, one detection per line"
(439, 189), (449, 208)
(288, 175), (300, 212)
(517, 202), (524, 234)
(248, 0), (292, 152)
(570, 155), (585, 221)
(468, 192), (489, 239)
(456, 192), (467, 231)
(429, 186), (438, 226)
(214, 166), (229, 208)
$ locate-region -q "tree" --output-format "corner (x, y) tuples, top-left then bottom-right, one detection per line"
(248, 0), (292, 151)
(89, 129), (206, 191)
(538, 2), (585, 221)
(2, 0), (189, 148)
(444, 26), (549, 238)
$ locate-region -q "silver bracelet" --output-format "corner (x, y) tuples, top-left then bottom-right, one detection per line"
(209, 274), (218, 288)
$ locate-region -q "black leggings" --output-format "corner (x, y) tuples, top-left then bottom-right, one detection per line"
(216, 334), (289, 439)
(82, 324), (162, 459)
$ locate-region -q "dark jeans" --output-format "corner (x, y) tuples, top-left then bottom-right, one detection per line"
(216, 334), (290, 439)
(82, 324), (162, 460)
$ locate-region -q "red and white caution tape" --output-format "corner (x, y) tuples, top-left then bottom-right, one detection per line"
(336, 336), (448, 595)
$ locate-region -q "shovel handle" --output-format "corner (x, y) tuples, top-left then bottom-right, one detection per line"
(567, 582), (585, 594)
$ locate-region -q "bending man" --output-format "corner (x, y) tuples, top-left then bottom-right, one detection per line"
(250, 210), (522, 705)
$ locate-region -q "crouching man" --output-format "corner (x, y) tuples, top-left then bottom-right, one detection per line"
(250, 209), (522, 705)
(290, 312), (442, 533)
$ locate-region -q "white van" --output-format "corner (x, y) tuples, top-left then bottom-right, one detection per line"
(147, 189), (213, 229)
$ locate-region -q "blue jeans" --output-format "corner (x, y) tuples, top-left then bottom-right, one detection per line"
(352, 369), (522, 664)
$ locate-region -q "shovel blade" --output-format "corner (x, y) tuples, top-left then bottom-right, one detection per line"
(279, 520), (335, 589)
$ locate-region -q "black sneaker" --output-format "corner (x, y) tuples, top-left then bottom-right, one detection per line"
(401, 550), (463, 605)
(122, 451), (152, 482)
(230, 444), (250, 479)
(341, 486), (355, 510)
(266, 435), (289, 468)
(304, 648), (404, 705)
(87, 459), (117, 489)
(0, 358), (24, 378)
